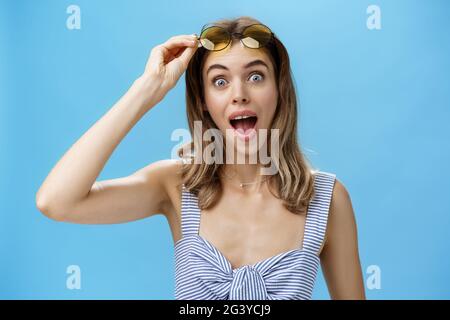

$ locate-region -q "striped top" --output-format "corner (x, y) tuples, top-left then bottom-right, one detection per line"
(174, 171), (336, 300)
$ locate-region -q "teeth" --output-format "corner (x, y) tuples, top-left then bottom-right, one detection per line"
(231, 115), (254, 120)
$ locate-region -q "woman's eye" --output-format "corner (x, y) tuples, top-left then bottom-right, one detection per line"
(212, 72), (264, 87)
(213, 78), (227, 87)
(249, 72), (264, 82)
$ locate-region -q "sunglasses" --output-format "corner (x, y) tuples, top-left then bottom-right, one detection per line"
(196, 23), (275, 51)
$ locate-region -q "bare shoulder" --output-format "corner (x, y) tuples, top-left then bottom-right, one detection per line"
(331, 178), (353, 217)
(322, 177), (356, 250)
(331, 178), (352, 210)
(143, 158), (184, 244)
(320, 177), (366, 299)
(140, 158), (184, 218)
(140, 158), (183, 182)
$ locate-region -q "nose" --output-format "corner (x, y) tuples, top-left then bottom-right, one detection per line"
(231, 81), (250, 105)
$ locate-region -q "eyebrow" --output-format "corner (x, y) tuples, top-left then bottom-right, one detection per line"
(206, 59), (269, 76)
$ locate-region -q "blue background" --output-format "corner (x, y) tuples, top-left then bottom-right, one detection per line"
(1, 0), (449, 299)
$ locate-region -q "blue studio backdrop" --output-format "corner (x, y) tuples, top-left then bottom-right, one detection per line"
(1, 0), (449, 299)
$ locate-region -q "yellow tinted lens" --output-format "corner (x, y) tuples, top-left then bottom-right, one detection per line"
(199, 26), (230, 51)
(241, 24), (272, 48)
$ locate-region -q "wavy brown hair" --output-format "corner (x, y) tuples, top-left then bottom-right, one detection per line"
(177, 16), (317, 214)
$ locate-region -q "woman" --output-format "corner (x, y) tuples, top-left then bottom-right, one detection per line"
(36, 16), (366, 300)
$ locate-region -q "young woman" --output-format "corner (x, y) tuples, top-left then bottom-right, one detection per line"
(36, 16), (366, 300)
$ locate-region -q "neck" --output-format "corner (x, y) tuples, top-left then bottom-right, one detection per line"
(219, 138), (274, 192)
(220, 163), (271, 193)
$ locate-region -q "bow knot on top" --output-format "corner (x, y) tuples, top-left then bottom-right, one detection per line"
(187, 235), (318, 300)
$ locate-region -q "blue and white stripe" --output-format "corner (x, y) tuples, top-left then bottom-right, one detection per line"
(174, 171), (336, 300)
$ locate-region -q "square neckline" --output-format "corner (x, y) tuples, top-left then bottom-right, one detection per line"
(175, 186), (318, 271)
(194, 233), (309, 272)
(195, 203), (313, 271)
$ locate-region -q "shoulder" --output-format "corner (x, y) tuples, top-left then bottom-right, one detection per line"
(138, 158), (184, 216)
(323, 175), (356, 249)
(144, 158), (184, 178)
(313, 171), (349, 206)
(136, 158), (183, 189)
(317, 174), (365, 298)
(330, 178), (352, 218)
(313, 171), (354, 254)
(151, 157), (184, 192)
(315, 171), (353, 223)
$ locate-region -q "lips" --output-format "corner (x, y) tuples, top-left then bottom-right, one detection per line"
(228, 110), (258, 132)
(229, 116), (257, 131)
(227, 110), (258, 142)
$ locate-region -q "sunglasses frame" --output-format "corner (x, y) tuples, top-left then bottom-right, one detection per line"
(196, 23), (275, 51)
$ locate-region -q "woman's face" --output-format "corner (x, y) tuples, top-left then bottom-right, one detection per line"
(202, 41), (278, 156)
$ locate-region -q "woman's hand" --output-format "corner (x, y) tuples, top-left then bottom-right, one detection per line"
(142, 34), (199, 96)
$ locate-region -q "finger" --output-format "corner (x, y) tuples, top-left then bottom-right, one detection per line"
(146, 35), (197, 73)
(176, 44), (198, 69)
(162, 35), (198, 51)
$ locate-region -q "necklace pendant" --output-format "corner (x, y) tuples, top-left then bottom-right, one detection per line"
(239, 183), (244, 188)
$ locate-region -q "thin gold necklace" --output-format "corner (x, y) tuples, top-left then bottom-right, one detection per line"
(220, 169), (271, 188)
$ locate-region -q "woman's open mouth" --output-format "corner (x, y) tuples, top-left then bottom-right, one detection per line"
(229, 113), (258, 142)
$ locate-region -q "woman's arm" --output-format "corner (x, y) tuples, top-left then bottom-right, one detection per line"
(320, 179), (366, 299)
(36, 35), (198, 224)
